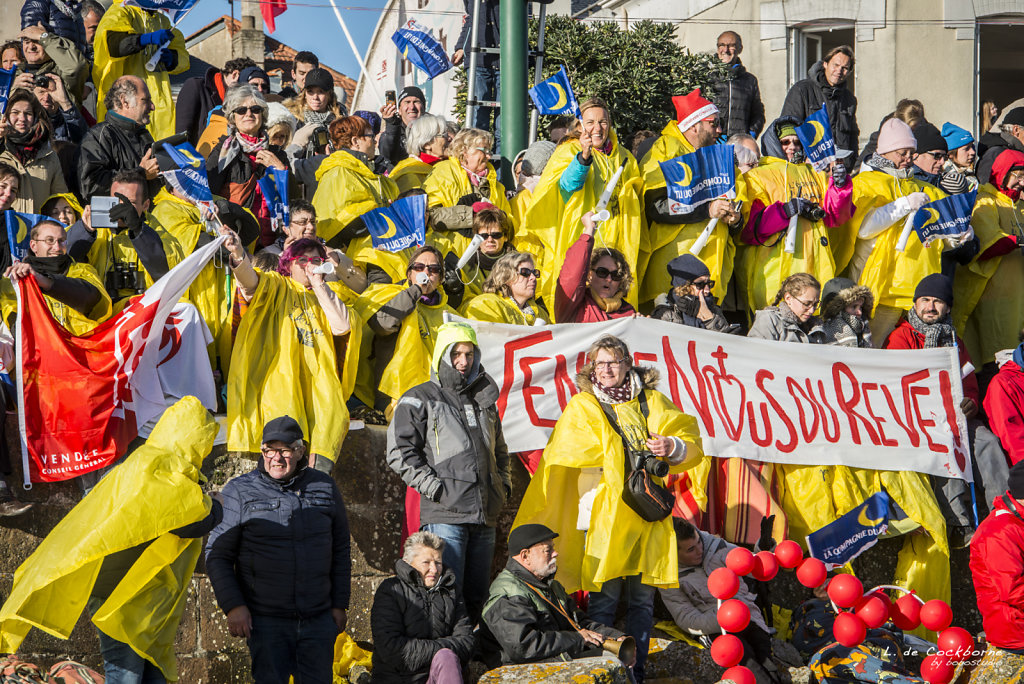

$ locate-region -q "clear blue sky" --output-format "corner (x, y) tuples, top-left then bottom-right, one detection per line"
(178, 0), (390, 81)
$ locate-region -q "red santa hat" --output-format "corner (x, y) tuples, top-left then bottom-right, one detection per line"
(672, 88), (719, 132)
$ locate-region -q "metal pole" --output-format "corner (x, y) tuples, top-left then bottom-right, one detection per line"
(528, 2), (548, 144)
(327, 0), (384, 102)
(464, 0), (483, 126)
(500, 0), (528, 185)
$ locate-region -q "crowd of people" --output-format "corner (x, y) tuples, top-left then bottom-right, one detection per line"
(0, 2), (1023, 683)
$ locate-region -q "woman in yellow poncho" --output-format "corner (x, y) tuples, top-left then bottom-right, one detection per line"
(93, 0), (189, 140)
(41, 192), (83, 228)
(223, 230), (357, 474)
(462, 250), (548, 325)
(514, 334), (706, 676)
(389, 113), (449, 194)
(521, 98), (646, 310)
(434, 204), (514, 307)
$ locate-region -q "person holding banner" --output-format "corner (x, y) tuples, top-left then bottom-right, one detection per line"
(747, 273), (826, 344)
(462, 250), (547, 325)
(820, 277), (873, 348)
(514, 334), (706, 681)
(389, 114), (449, 195)
(555, 211), (637, 323)
(0, 90), (68, 214)
(986, 342), (1024, 467)
(92, 0), (189, 140)
(521, 97), (646, 311)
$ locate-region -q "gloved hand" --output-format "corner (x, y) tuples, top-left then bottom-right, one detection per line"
(758, 514), (777, 552)
(109, 193), (143, 235)
(442, 252), (465, 308)
(831, 162), (848, 188)
(907, 191), (930, 212)
(139, 29), (173, 47)
(291, 122), (319, 149)
(456, 192), (482, 207)
(158, 49), (175, 69)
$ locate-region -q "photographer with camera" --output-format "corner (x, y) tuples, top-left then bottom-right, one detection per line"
(14, 23), (90, 108)
(514, 334), (706, 683)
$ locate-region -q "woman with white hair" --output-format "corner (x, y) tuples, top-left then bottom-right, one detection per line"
(370, 531), (474, 683)
(390, 114), (449, 194)
(206, 85), (288, 247)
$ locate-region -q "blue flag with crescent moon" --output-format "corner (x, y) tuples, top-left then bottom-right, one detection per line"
(911, 191), (976, 247)
(658, 145), (736, 214)
(159, 141), (213, 205)
(258, 168), (290, 229)
(0, 67), (15, 116)
(795, 104), (837, 171)
(5, 211), (48, 261)
(391, 20), (452, 80)
(806, 491), (890, 568)
(125, 0), (198, 16)
(528, 66), (581, 118)
(363, 194), (427, 253)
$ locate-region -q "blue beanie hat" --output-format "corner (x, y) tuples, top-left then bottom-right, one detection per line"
(941, 122), (973, 152)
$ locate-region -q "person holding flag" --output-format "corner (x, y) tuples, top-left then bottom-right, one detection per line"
(520, 97), (646, 311)
(640, 89), (742, 308)
(739, 116), (853, 313)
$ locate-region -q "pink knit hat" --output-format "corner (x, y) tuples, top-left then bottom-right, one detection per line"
(876, 119), (917, 154)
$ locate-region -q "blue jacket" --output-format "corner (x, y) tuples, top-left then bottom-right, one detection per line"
(21, 0), (88, 56)
(205, 463), (351, 618)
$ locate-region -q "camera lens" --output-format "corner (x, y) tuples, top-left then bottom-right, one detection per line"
(643, 456), (669, 478)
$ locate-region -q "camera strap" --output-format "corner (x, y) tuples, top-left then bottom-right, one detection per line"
(598, 391), (650, 473)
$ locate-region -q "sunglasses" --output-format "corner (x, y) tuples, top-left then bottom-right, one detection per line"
(410, 262), (443, 275)
(233, 105), (263, 116)
(593, 266), (624, 281)
(295, 256), (325, 266)
(518, 267), (541, 278)
(478, 231), (504, 240)
(692, 278), (715, 289)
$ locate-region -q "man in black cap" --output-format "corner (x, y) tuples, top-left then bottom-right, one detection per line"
(379, 85), (426, 166)
(239, 65), (270, 95)
(651, 253), (736, 333)
(910, 121), (950, 188)
(977, 106), (1024, 186)
(206, 415), (351, 684)
(480, 523), (628, 667)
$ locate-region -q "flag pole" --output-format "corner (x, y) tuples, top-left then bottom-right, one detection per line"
(327, 0), (384, 103)
(13, 280), (30, 490)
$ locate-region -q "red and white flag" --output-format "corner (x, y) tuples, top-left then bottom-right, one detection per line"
(15, 237), (225, 485)
(262, 0), (287, 33)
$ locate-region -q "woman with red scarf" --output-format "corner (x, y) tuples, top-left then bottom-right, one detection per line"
(0, 90), (66, 214)
(206, 85), (288, 248)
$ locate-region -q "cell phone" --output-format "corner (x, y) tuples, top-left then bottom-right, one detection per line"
(385, 90), (396, 107)
(90, 196), (120, 229)
(312, 126), (329, 150)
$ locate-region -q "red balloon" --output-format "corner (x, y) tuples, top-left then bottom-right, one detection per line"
(937, 626), (974, 662)
(795, 557), (827, 588)
(920, 654), (956, 684)
(721, 666), (756, 684)
(833, 612), (867, 648)
(717, 599), (752, 633)
(774, 539), (804, 569)
(827, 574), (864, 608)
(726, 547), (755, 576)
(920, 600), (953, 632)
(710, 634), (745, 668)
(890, 594), (922, 630)
(854, 595), (890, 629)
(708, 567), (741, 600)
(751, 551), (779, 581)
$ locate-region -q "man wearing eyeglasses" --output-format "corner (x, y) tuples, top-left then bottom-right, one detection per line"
(2, 219), (110, 335)
(206, 415), (351, 684)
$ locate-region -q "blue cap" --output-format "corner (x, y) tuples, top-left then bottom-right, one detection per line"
(941, 122), (973, 151)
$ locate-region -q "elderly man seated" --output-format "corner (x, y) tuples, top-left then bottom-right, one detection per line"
(480, 524), (631, 668)
(370, 531), (474, 684)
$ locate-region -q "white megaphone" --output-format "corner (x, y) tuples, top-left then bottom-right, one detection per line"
(456, 234), (485, 270)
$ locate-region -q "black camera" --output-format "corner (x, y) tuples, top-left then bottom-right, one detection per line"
(805, 203), (826, 222)
(33, 73), (51, 89)
(633, 449), (669, 478)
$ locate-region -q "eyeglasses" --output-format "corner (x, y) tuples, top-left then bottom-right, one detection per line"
(518, 267), (541, 279)
(717, 42), (739, 49)
(791, 295), (820, 309)
(473, 147), (490, 154)
(923, 151), (948, 161)
(233, 105), (263, 116)
(595, 359), (626, 370)
(691, 278), (715, 289)
(592, 266), (624, 281)
(295, 256), (325, 266)
(410, 262), (443, 275)
(261, 447), (296, 459)
(478, 231), (504, 240)
(291, 216), (315, 226)
(31, 236), (67, 246)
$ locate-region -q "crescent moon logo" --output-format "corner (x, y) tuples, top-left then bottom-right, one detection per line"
(549, 83), (568, 110)
(674, 161), (693, 187)
(857, 504), (883, 527)
(379, 215), (399, 239)
(810, 120), (826, 147)
(15, 218), (27, 244)
(922, 207), (941, 227)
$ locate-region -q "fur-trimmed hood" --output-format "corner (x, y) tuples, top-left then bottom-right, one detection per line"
(576, 365), (660, 395)
(822, 283), (874, 321)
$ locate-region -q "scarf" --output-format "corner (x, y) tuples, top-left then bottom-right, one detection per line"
(868, 152), (916, 180)
(6, 124), (47, 165)
(590, 368), (642, 405)
(303, 109), (334, 128)
(463, 164), (488, 188)
(419, 290), (441, 306)
(24, 254), (72, 277)
(591, 292), (623, 313)
(822, 311), (871, 348)
(217, 129), (269, 173)
(907, 307), (955, 348)
(419, 153), (443, 165)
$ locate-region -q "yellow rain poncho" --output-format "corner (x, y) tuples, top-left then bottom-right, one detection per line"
(350, 282), (453, 406)
(313, 150), (398, 245)
(80, 217), (185, 304)
(93, 0), (188, 140)
(740, 156), (835, 312)
(389, 156), (434, 194)
(848, 171), (946, 311)
(228, 271), (358, 460)
(954, 183), (1024, 365)
(0, 396), (216, 681)
(509, 186), (533, 231)
(424, 158), (514, 255)
(0, 262), (112, 335)
(150, 189), (235, 371)
(462, 292), (547, 325)
(640, 121), (738, 305)
(523, 132), (646, 311)
(514, 377), (707, 592)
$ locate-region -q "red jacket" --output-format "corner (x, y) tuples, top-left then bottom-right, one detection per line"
(970, 492), (1024, 650)
(555, 233), (636, 323)
(984, 361), (1024, 465)
(882, 319), (980, 405)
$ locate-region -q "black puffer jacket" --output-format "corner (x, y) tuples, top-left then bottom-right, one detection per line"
(175, 68), (224, 145)
(976, 130), (1024, 189)
(781, 61), (859, 163)
(205, 462), (351, 618)
(370, 560), (474, 684)
(77, 114), (157, 200)
(710, 62), (765, 138)
(21, 0), (88, 56)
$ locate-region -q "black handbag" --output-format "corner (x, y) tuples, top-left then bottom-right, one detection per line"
(599, 392), (674, 522)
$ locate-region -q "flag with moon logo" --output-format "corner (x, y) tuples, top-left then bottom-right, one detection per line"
(5, 211), (48, 261)
(258, 168), (290, 230)
(658, 145), (736, 214)
(910, 190), (976, 247)
(391, 20), (452, 80)
(363, 194), (427, 253)
(795, 104), (837, 170)
(528, 66), (581, 118)
(806, 491), (890, 568)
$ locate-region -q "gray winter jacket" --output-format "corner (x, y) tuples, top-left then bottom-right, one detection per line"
(747, 306), (827, 344)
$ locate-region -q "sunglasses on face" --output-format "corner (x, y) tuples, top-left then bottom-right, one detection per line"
(478, 231), (504, 240)
(295, 256), (325, 266)
(233, 105), (262, 116)
(518, 267), (540, 278)
(592, 266), (624, 281)
(410, 262), (443, 275)
(692, 278), (714, 289)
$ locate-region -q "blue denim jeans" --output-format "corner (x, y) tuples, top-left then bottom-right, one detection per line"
(247, 612), (337, 684)
(471, 64), (501, 154)
(97, 629), (166, 684)
(587, 575), (655, 682)
(422, 522), (496, 622)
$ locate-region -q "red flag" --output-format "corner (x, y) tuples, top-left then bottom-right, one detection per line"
(15, 238), (224, 484)
(262, 0), (287, 33)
